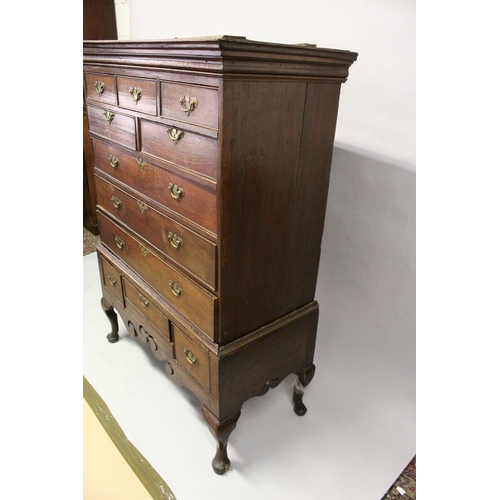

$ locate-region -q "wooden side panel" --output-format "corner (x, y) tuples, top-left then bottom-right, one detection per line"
(218, 79), (306, 344)
(218, 79), (341, 345)
(287, 82), (342, 302)
(216, 303), (319, 418)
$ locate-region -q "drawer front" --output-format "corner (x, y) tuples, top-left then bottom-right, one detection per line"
(160, 81), (218, 131)
(123, 278), (170, 341)
(87, 105), (136, 149)
(172, 323), (210, 392)
(140, 119), (218, 179)
(92, 139), (217, 234)
(117, 77), (157, 115)
(85, 73), (116, 105)
(99, 255), (124, 305)
(95, 176), (217, 290)
(99, 212), (216, 338)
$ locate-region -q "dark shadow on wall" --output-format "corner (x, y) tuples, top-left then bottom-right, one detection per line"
(315, 143), (416, 415)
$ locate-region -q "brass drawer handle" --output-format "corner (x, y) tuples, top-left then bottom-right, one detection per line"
(109, 155), (119, 168)
(135, 157), (146, 171)
(169, 280), (183, 297)
(168, 183), (184, 200)
(111, 195), (122, 209)
(107, 274), (116, 286)
(168, 232), (183, 249)
(103, 110), (115, 123)
(139, 294), (149, 307)
(115, 236), (125, 249)
(183, 347), (198, 365)
(129, 86), (142, 103)
(166, 127), (184, 144)
(94, 81), (105, 94)
(178, 95), (198, 116)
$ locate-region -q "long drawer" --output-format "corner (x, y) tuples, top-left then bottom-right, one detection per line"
(95, 175), (217, 290)
(98, 211), (216, 339)
(87, 105), (136, 149)
(92, 139), (217, 235)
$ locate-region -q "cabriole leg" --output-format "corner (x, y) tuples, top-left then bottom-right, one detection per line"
(101, 297), (119, 343)
(201, 406), (241, 475)
(293, 363), (316, 416)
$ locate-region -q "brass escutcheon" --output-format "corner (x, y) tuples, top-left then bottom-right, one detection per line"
(166, 127), (184, 144)
(183, 347), (198, 365)
(139, 243), (149, 257)
(169, 280), (183, 297)
(135, 157), (146, 171)
(168, 232), (183, 249)
(107, 274), (116, 286)
(111, 195), (122, 209)
(168, 183), (184, 200)
(103, 110), (115, 123)
(109, 155), (119, 168)
(94, 81), (105, 94)
(129, 86), (142, 103)
(115, 236), (125, 249)
(178, 95), (198, 116)
(137, 201), (148, 214)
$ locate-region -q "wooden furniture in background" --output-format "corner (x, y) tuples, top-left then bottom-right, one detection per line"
(83, 0), (117, 234)
(83, 36), (357, 474)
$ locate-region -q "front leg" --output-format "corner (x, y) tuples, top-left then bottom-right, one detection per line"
(293, 364), (316, 416)
(201, 406), (241, 475)
(101, 297), (119, 343)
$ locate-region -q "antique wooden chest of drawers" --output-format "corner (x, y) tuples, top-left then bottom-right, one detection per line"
(83, 36), (357, 474)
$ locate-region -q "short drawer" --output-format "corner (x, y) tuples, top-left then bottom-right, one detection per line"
(123, 278), (171, 340)
(98, 212), (216, 339)
(117, 76), (157, 115)
(95, 176), (217, 290)
(140, 119), (219, 179)
(99, 255), (124, 305)
(160, 81), (218, 131)
(92, 139), (217, 235)
(87, 105), (136, 149)
(85, 73), (116, 105)
(172, 323), (210, 392)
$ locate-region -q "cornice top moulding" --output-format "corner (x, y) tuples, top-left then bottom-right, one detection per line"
(83, 35), (358, 80)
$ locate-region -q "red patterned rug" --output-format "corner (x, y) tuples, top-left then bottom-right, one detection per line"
(382, 456), (416, 499)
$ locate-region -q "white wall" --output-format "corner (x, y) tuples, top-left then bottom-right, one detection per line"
(114, 0), (130, 40)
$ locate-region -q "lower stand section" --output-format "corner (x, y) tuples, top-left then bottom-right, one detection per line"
(201, 406), (241, 475)
(97, 249), (319, 475)
(293, 364), (316, 416)
(101, 298), (119, 343)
